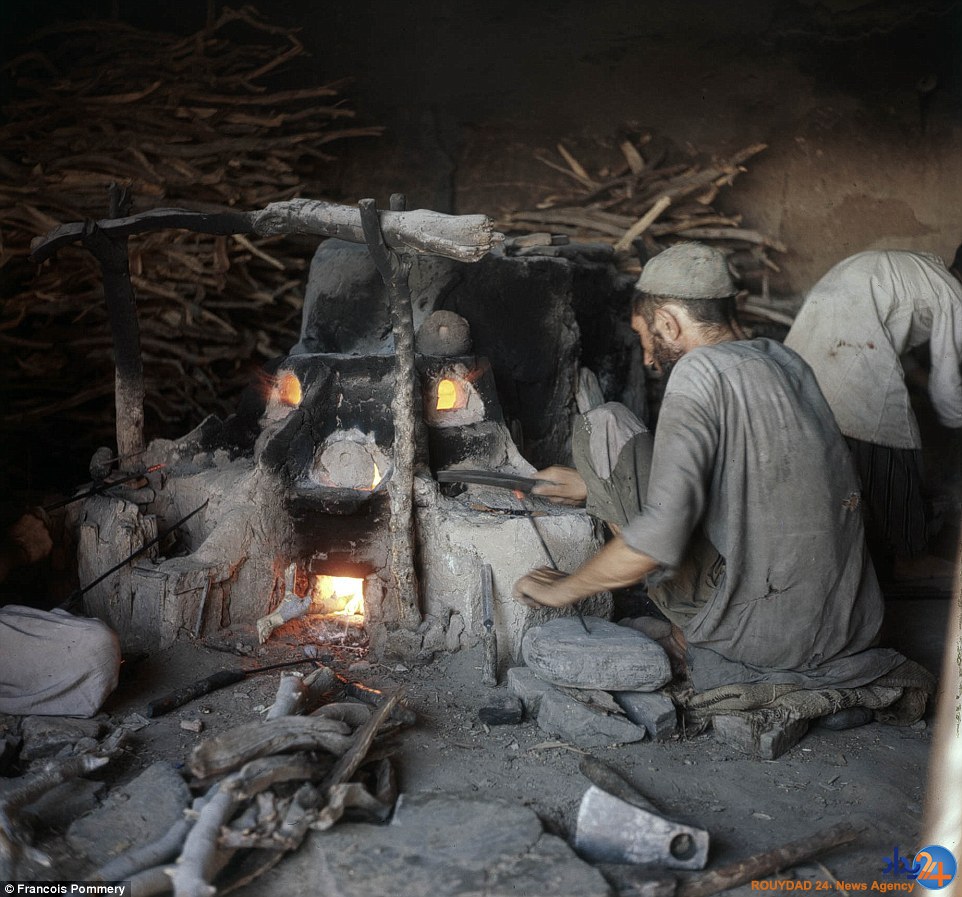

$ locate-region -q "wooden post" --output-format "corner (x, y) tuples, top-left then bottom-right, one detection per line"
(32, 202), (501, 264)
(80, 185), (146, 473)
(918, 541), (962, 893)
(358, 197), (421, 630)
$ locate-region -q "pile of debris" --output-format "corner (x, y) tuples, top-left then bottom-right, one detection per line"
(0, 6), (382, 452)
(498, 133), (788, 312)
(0, 668), (408, 894)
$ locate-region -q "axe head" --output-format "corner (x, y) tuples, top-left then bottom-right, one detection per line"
(573, 785), (709, 871)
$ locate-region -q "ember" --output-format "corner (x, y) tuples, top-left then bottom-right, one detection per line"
(436, 377), (459, 410)
(312, 575), (365, 617)
(276, 371), (303, 407)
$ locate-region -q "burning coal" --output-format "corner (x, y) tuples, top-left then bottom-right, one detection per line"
(312, 575), (365, 617)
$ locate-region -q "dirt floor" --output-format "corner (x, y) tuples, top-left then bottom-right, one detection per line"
(8, 586), (947, 894)
(3, 394), (958, 893)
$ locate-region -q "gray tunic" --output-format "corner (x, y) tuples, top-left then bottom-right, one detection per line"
(784, 250), (962, 449)
(620, 339), (900, 690)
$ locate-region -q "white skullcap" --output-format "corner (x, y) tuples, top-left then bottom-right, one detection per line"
(636, 242), (735, 300)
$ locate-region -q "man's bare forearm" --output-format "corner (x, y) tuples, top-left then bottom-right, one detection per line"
(513, 536), (659, 608)
(563, 536), (659, 597)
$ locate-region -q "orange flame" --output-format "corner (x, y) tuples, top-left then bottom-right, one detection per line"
(436, 378), (457, 410)
(312, 575), (364, 617)
(371, 461), (382, 490)
(276, 371), (302, 407)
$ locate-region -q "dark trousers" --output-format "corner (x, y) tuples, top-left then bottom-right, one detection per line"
(844, 437), (930, 562)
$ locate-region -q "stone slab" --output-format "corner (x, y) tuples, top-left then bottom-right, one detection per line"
(612, 691), (678, 740)
(712, 714), (811, 760)
(522, 617), (671, 691)
(479, 695), (524, 726)
(20, 716), (108, 762)
(416, 498), (608, 667)
(67, 760), (191, 865)
(537, 687), (647, 749)
(507, 666), (556, 717)
(229, 791), (610, 897)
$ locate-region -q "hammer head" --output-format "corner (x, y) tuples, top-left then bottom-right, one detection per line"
(573, 785), (709, 871)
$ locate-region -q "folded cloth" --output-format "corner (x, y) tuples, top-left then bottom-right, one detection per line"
(0, 605), (121, 717)
(675, 657), (936, 730)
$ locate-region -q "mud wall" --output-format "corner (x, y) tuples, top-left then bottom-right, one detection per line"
(302, 0), (962, 300)
(6, 0), (959, 300)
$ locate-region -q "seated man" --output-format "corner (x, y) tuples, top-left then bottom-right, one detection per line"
(513, 242), (924, 709)
(784, 248), (962, 584)
(0, 510), (120, 718)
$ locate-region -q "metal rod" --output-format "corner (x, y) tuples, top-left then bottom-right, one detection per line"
(44, 463), (163, 511)
(516, 492), (590, 634)
(58, 499), (209, 610)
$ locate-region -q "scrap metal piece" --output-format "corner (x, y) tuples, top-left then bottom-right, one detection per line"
(574, 761), (709, 871)
(480, 563), (498, 687)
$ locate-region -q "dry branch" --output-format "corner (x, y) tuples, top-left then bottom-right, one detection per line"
(0, 7), (383, 459)
(167, 754), (321, 897)
(209, 693), (404, 895)
(265, 667), (336, 720)
(1, 755), (109, 879)
(498, 135), (784, 287)
(676, 823), (861, 897)
(188, 716), (352, 780)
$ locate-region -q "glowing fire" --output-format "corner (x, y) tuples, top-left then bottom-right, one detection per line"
(371, 461), (382, 490)
(436, 378), (458, 410)
(312, 575), (364, 617)
(276, 371), (302, 407)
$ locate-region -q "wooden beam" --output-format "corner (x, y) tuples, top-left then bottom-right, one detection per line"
(31, 200), (501, 265)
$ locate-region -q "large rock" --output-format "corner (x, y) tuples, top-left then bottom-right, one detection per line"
(537, 687), (647, 749)
(230, 791), (611, 897)
(613, 690), (678, 740)
(713, 713), (811, 761)
(67, 761), (191, 866)
(507, 666), (556, 716)
(522, 617), (672, 691)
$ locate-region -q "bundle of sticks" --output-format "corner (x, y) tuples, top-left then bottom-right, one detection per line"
(0, 5), (381, 452)
(498, 133), (788, 304)
(0, 675), (408, 894)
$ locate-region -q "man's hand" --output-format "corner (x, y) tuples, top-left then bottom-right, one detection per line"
(512, 567), (578, 609)
(531, 466), (587, 505)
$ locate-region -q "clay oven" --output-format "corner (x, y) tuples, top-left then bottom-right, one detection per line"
(69, 231), (634, 667)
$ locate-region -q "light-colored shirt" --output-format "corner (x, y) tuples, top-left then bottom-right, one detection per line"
(784, 250), (962, 449)
(621, 339), (893, 688)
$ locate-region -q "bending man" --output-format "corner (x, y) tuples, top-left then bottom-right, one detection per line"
(784, 248), (962, 583)
(514, 242), (903, 694)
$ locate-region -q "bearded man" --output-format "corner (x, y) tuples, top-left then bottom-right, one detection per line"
(514, 242), (916, 700)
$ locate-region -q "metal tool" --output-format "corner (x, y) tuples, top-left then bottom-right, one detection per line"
(44, 463), (164, 511)
(437, 467), (589, 634)
(480, 563), (498, 686)
(146, 657), (313, 718)
(57, 500), (209, 611)
(573, 757), (709, 870)
(515, 491), (590, 635)
(436, 469), (542, 492)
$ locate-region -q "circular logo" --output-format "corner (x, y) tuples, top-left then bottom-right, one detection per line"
(915, 845), (957, 890)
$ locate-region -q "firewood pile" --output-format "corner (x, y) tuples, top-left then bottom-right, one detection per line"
(0, 678), (408, 892)
(0, 6), (381, 465)
(498, 134), (787, 301)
